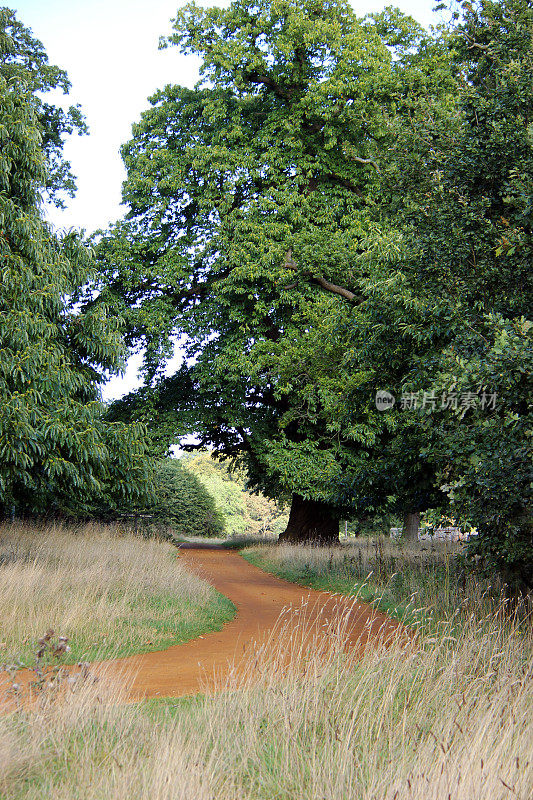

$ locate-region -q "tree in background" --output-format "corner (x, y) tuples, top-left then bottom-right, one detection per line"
(0, 10), (152, 517)
(183, 452), (250, 537)
(183, 451), (287, 537)
(149, 459), (225, 538)
(96, 0), (453, 541)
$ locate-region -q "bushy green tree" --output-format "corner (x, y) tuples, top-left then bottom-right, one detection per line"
(183, 452), (250, 537)
(352, 0), (532, 580)
(150, 459), (224, 537)
(419, 0), (532, 583)
(95, 0), (531, 573)
(0, 10), (152, 516)
(96, 0), (453, 541)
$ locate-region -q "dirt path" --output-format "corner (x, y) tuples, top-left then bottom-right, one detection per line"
(1, 547), (405, 705)
(112, 547), (404, 700)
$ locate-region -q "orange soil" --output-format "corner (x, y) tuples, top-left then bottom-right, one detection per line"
(1, 546), (405, 707)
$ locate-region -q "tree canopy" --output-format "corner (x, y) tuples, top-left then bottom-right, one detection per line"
(324, 0), (532, 578)
(410, 0), (532, 582)
(96, 0), (458, 541)
(0, 9), (152, 517)
(89, 0), (530, 580)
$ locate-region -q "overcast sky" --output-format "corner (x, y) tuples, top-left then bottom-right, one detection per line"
(12, 0), (440, 400)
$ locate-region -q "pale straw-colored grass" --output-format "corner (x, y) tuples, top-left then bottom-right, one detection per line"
(1, 579), (531, 799)
(177, 592), (532, 800)
(1, 530), (531, 799)
(0, 521), (233, 663)
(244, 540), (490, 623)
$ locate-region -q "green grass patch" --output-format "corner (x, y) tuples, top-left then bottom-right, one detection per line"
(0, 524), (236, 668)
(241, 541), (470, 629)
(138, 694), (207, 720)
(7, 581), (236, 668)
(73, 587), (235, 663)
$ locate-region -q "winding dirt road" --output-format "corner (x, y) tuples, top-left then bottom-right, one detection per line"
(1, 547), (405, 706)
(113, 546), (404, 700)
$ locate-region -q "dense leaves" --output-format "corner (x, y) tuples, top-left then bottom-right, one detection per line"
(0, 10), (152, 516)
(183, 451), (287, 537)
(418, 0), (533, 582)
(149, 458), (225, 538)
(95, 0), (454, 536)
(94, 0), (531, 576)
(346, 0), (532, 580)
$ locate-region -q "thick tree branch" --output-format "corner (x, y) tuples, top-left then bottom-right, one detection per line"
(349, 156), (380, 173)
(325, 173), (363, 195)
(312, 275), (357, 302)
(167, 265), (234, 307)
(283, 249), (358, 302)
(243, 70), (293, 100)
(283, 249), (298, 271)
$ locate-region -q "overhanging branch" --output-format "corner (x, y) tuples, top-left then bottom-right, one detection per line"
(283, 249), (358, 303)
(312, 275), (357, 302)
(349, 156), (380, 173)
(243, 70), (293, 100)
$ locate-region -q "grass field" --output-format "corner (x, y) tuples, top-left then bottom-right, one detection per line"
(1, 529), (531, 799)
(0, 522), (235, 665)
(1, 586), (531, 799)
(242, 538), (482, 626)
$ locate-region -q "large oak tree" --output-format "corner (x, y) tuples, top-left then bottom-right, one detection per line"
(96, 0), (455, 541)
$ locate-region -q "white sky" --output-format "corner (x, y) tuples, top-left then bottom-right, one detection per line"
(12, 0), (439, 400)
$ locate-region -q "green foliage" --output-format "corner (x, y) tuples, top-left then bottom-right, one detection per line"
(401, 0), (532, 583)
(0, 7), (87, 207)
(183, 453), (249, 537)
(183, 451), (287, 537)
(95, 0), (531, 576)
(0, 9), (152, 517)
(426, 317), (532, 584)
(288, 0), (533, 578)
(150, 458), (225, 538)
(104, 369), (194, 458)
(95, 0), (451, 524)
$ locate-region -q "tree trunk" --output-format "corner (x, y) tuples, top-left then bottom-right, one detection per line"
(402, 511), (420, 542)
(278, 494), (340, 544)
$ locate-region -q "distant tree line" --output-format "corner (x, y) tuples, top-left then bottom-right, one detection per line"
(182, 451), (287, 538)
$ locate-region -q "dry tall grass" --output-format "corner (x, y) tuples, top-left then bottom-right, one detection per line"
(1, 580), (531, 799)
(0, 521), (233, 664)
(191, 605), (532, 800)
(244, 539), (488, 623)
